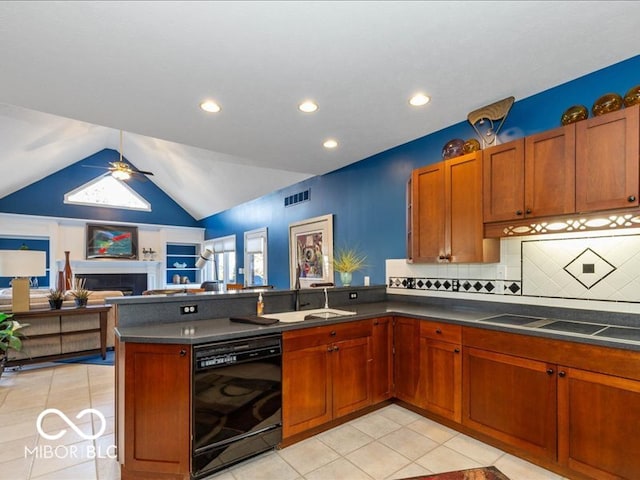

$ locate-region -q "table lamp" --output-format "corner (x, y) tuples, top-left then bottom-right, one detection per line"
(0, 250), (46, 312)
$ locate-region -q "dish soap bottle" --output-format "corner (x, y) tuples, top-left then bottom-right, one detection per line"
(257, 293), (264, 316)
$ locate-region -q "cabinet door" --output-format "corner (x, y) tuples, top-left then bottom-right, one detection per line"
(558, 367), (640, 480)
(393, 317), (421, 404)
(371, 317), (393, 403)
(123, 342), (191, 476)
(411, 162), (446, 262)
(462, 347), (557, 460)
(524, 125), (576, 218)
(332, 336), (372, 418)
(420, 337), (461, 422)
(282, 344), (332, 438)
(483, 139), (525, 222)
(447, 152), (491, 263)
(576, 104), (640, 212)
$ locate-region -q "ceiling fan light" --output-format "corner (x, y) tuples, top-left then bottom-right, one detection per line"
(112, 170), (131, 180)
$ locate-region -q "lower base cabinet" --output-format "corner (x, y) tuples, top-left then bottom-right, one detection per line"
(282, 319), (375, 438)
(462, 347), (557, 460)
(462, 326), (640, 480)
(558, 367), (640, 479)
(118, 342), (191, 480)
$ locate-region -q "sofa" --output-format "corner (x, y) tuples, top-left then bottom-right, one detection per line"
(0, 288), (123, 348)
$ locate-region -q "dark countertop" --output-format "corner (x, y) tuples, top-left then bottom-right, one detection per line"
(115, 300), (640, 352)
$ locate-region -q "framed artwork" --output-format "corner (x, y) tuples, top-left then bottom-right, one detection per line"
(289, 214), (333, 289)
(86, 223), (138, 259)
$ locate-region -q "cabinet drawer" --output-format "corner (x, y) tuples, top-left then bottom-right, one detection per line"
(8, 337), (62, 361)
(284, 320), (371, 351)
(61, 332), (100, 353)
(20, 316), (60, 336)
(61, 313), (99, 332)
(420, 321), (461, 344)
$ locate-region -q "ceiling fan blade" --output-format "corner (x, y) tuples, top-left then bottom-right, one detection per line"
(134, 169), (154, 176)
(81, 164), (110, 170)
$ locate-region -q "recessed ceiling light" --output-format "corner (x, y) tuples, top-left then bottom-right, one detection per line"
(409, 93), (431, 107)
(299, 101), (319, 113)
(323, 139), (338, 149)
(200, 100), (221, 113)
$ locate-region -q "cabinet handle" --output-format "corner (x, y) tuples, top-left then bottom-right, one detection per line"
(526, 208), (532, 214)
(327, 346), (334, 352)
(454, 348), (460, 354)
(179, 349), (187, 357)
(330, 330), (336, 337)
(516, 210), (523, 216)
(373, 320), (379, 326)
(333, 346), (340, 352)
(546, 368), (554, 375)
(558, 371), (566, 378)
(629, 195), (637, 202)
(435, 328), (442, 334)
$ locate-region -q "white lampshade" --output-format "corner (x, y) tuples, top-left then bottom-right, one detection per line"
(0, 250), (46, 277)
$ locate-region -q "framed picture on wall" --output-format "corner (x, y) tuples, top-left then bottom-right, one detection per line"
(86, 223), (139, 259)
(288, 214), (333, 289)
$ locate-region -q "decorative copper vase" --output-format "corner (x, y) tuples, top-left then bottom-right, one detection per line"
(64, 251), (73, 290)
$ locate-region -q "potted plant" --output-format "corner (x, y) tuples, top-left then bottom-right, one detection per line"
(333, 247), (367, 286)
(47, 288), (65, 309)
(70, 278), (91, 308)
(0, 312), (27, 376)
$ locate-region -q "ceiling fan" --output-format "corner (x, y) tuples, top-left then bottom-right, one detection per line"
(83, 130), (154, 181)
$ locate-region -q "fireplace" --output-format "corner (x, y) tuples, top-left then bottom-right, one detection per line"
(58, 259), (161, 293)
(76, 273), (147, 296)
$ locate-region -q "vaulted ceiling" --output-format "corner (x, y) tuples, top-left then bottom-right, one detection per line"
(0, 1), (639, 220)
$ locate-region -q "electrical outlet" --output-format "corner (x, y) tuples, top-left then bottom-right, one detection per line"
(180, 305), (198, 315)
(349, 292), (358, 300)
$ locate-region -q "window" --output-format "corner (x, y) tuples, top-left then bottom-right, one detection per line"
(205, 235), (236, 285)
(64, 174), (151, 211)
(244, 228), (267, 286)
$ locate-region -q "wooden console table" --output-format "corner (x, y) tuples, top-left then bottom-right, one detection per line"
(6, 305), (111, 367)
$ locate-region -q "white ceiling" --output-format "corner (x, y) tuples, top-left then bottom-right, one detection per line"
(0, 1), (639, 220)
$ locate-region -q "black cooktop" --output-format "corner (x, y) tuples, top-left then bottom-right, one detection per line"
(478, 314), (542, 326)
(595, 327), (640, 342)
(538, 321), (605, 335)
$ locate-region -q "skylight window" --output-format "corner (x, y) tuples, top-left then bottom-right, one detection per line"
(64, 174), (151, 211)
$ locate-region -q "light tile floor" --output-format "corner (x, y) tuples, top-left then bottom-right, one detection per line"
(0, 363), (566, 480)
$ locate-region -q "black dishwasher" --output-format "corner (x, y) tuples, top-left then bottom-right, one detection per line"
(192, 334), (282, 478)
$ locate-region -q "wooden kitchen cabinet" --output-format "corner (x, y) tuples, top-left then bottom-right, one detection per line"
(462, 347), (557, 460)
(371, 316), (393, 403)
(576, 103), (640, 213)
(418, 321), (462, 422)
(483, 125), (576, 223)
(558, 367), (640, 480)
(393, 317), (420, 404)
(282, 320), (372, 438)
(408, 152), (499, 263)
(119, 341), (191, 480)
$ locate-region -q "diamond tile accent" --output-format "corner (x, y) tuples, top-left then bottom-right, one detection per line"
(563, 248), (616, 289)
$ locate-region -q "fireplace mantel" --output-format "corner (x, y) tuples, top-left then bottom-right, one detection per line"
(56, 260), (161, 290)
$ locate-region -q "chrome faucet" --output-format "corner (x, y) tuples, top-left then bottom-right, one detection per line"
(323, 287), (329, 309)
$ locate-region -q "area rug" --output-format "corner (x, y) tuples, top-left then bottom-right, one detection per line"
(404, 466), (510, 480)
(55, 349), (114, 366)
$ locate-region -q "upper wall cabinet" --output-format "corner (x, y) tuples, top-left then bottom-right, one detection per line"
(575, 104), (639, 212)
(408, 152), (499, 263)
(484, 104), (640, 237)
(483, 125), (576, 223)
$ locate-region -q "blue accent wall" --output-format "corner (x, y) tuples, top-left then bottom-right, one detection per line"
(200, 55), (640, 289)
(0, 149), (198, 227)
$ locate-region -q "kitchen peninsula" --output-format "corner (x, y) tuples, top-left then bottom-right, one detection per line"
(113, 286), (640, 480)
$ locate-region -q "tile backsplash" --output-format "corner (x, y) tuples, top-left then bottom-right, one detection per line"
(387, 228), (640, 314)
